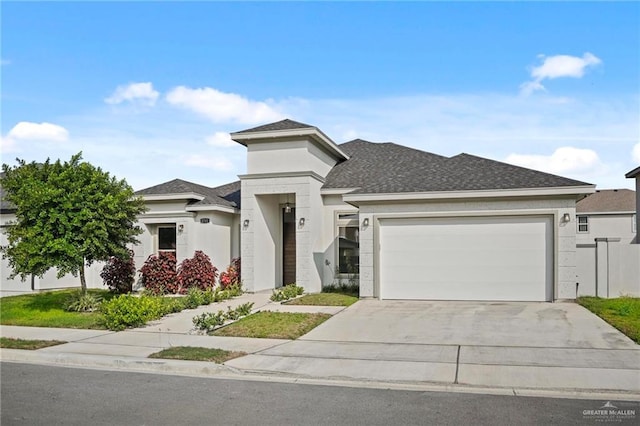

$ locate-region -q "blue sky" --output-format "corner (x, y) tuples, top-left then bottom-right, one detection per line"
(2, 1), (639, 190)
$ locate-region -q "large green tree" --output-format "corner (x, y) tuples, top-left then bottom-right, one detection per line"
(1, 153), (146, 293)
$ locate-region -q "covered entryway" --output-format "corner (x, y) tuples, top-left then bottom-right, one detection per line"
(282, 207), (296, 285)
(378, 215), (553, 301)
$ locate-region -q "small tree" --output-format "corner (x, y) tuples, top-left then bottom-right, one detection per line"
(0, 153), (146, 293)
(177, 250), (218, 292)
(139, 252), (177, 294)
(101, 250), (136, 294)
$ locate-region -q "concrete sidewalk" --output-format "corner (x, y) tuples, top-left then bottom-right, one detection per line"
(2, 296), (639, 399)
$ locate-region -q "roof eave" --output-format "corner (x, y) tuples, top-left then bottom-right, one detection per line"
(141, 192), (206, 202)
(186, 205), (239, 214)
(231, 127), (349, 161)
(625, 166), (640, 178)
(342, 185), (596, 205)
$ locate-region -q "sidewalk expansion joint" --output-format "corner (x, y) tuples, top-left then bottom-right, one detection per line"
(454, 345), (461, 384)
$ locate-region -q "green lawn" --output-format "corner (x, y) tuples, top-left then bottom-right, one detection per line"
(285, 293), (358, 307)
(212, 311), (331, 339)
(0, 337), (67, 350)
(577, 296), (640, 344)
(0, 289), (112, 329)
(148, 346), (245, 363)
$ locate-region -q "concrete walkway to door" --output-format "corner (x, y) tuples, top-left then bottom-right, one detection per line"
(226, 300), (640, 393)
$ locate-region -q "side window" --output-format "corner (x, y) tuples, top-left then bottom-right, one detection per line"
(158, 225), (177, 256)
(337, 213), (359, 274)
(577, 216), (589, 233)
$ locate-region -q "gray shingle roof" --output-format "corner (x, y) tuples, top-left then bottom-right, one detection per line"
(323, 140), (591, 193)
(136, 179), (240, 209)
(577, 189), (635, 213)
(233, 119), (315, 134)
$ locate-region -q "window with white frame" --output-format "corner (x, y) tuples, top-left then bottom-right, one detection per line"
(337, 213), (359, 274)
(577, 216), (589, 233)
(158, 224), (177, 256)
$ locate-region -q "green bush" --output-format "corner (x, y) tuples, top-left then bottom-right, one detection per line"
(64, 290), (103, 312)
(192, 311), (226, 332)
(101, 295), (164, 331)
(183, 287), (206, 309)
(271, 284), (304, 302)
(235, 302), (254, 317)
(160, 297), (186, 315)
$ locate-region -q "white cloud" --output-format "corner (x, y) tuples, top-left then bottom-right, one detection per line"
(165, 86), (284, 124)
(182, 154), (234, 171)
(206, 132), (236, 147)
(520, 53), (602, 96)
(633, 143), (640, 164)
(0, 135), (17, 153)
(105, 82), (159, 106)
(7, 121), (69, 142)
(505, 147), (602, 175)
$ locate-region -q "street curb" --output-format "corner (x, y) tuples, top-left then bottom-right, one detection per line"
(2, 348), (639, 402)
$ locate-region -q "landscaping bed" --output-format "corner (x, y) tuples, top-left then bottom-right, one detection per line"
(148, 346), (245, 363)
(285, 293), (358, 307)
(0, 337), (67, 350)
(577, 296), (640, 344)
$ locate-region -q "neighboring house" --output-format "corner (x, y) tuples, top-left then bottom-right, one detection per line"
(2, 119), (605, 301)
(627, 166), (640, 237)
(575, 189), (639, 297)
(133, 119), (595, 302)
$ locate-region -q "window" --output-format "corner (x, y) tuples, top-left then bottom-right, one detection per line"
(577, 216), (589, 233)
(337, 213), (359, 274)
(158, 225), (176, 256)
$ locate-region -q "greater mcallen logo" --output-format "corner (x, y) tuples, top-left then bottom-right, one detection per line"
(582, 401), (636, 422)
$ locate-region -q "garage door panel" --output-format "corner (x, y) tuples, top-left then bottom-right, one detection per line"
(379, 216), (553, 301)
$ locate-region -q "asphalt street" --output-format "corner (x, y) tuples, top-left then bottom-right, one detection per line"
(2, 362), (638, 425)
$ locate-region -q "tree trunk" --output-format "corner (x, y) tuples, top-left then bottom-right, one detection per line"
(79, 260), (87, 294)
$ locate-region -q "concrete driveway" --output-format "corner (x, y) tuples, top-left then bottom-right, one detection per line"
(228, 300), (640, 393)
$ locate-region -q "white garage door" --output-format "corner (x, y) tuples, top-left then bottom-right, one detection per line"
(379, 216), (553, 301)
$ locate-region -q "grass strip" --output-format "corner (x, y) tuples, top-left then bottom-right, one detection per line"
(148, 346), (245, 363)
(577, 296), (640, 344)
(212, 311), (331, 339)
(285, 293), (358, 307)
(0, 337), (67, 350)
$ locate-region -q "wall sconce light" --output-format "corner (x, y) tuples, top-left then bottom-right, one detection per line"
(362, 218), (369, 227)
(299, 217), (305, 226)
(562, 213), (571, 223)
(178, 224), (184, 232)
(243, 219), (250, 228)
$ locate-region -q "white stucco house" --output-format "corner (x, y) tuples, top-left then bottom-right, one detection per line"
(132, 119), (596, 302)
(4, 119), (614, 301)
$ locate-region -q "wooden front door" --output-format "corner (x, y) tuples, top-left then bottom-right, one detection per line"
(282, 208), (296, 285)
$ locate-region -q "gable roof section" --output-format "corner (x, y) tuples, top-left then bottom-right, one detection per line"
(577, 189), (636, 213)
(136, 178), (240, 210)
(324, 140), (591, 194)
(626, 166), (640, 179)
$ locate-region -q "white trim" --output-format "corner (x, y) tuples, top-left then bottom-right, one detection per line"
(575, 210), (635, 215)
(186, 205), (238, 214)
(321, 188), (359, 195)
(239, 170), (325, 183)
(142, 193), (205, 202)
(343, 185), (596, 204)
(138, 212), (195, 223)
(231, 126), (349, 160)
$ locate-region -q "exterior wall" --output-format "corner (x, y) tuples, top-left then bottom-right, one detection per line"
(356, 197), (578, 300)
(241, 174), (325, 293)
(636, 178), (640, 240)
(319, 194), (360, 288)
(246, 139), (336, 177)
(1, 212), (104, 297)
(576, 213), (636, 245)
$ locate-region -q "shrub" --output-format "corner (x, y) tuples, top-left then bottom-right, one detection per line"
(220, 257), (241, 289)
(192, 311), (226, 332)
(235, 302), (254, 317)
(100, 250), (136, 294)
(139, 253), (177, 295)
(64, 290), (103, 312)
(271, 284), (304, 302)
(101, 295), (164, 331)
(226, 283), (243, 297)
(177, 251), (218, 292)
(183, 287), (206, 309)
(160, 297), (187, 315)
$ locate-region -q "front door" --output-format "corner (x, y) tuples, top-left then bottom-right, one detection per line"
(282, 208), (296, 285)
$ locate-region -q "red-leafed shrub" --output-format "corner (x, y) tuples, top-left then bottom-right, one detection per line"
(177, 250), (218, 292)
(139, 252), (177, 295)
(220, 257), (241, 289)
(100, 249), (136, 294)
